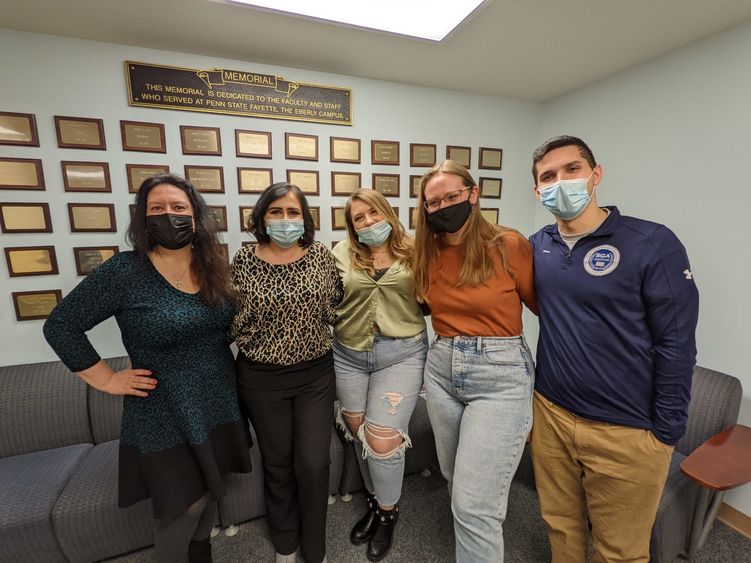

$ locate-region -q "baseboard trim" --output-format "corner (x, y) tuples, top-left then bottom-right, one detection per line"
(717, 502), (751, 540)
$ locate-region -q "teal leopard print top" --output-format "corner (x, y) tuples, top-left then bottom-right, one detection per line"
(44, 251), (242, 452)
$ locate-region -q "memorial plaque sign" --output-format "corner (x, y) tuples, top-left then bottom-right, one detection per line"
(127, 61), (352, 125)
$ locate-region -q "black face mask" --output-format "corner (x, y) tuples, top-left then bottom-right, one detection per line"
(146, 213), (195, 250)
(425, 200), (472, 234)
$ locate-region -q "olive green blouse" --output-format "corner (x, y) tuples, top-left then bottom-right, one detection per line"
(332, 239), (426, 351)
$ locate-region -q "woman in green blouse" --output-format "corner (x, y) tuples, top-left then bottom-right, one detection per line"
(332, 189), (428, 562)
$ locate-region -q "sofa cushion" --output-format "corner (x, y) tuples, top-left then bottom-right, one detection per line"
(0, 443), (92, 562)
(0, 361), (92, 457)
(88, 357), (129, 444)
(53, 439), (154, 563)
(404, 395), (439, 476)
(218, 424), (266, 526)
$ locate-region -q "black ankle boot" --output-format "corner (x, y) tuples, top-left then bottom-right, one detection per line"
(350, 492), (379, 545)
(188, 537), (213, 563)
(367, 505), (398, 562)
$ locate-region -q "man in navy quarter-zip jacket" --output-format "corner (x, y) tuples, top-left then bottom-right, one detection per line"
(528, 135), (699, 563)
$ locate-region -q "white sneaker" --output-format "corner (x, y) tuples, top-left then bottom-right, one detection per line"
(275, 550), (297, 563)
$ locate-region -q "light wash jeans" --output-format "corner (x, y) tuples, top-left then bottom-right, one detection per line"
(333, 332), (427, 506)
(424, 334), (534, 563)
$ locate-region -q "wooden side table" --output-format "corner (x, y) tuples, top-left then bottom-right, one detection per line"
(679, 424), (751, 558)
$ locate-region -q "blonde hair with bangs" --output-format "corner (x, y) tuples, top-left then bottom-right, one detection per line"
(344, 189), (414, 274)
(412, 160), (520, 303)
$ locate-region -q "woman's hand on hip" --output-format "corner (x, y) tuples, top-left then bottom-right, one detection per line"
(78, 360), (157, 397)
(100, 369), (157, 397)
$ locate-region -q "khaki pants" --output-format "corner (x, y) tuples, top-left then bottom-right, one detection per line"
(530, 392), (673, 563)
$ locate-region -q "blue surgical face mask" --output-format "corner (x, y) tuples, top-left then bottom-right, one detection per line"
(265, 219), (305, 248)
(538, 171), (595, 220)
(356, 219), (393, 247)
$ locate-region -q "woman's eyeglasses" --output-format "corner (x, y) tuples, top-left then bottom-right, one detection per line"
(423, 187), (472, 212)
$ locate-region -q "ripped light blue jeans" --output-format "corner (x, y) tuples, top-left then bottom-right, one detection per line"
(333, 332), (427, 506)
(424, 334), (534, 563)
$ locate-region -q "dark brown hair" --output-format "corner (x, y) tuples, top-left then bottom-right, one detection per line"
(531, 135), (596, 181)
(248, 182), (315, 247)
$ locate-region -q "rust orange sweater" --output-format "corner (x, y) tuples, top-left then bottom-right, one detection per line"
(427, 231), (537, 337)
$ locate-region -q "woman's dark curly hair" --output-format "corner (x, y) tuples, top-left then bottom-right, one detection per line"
(126, 174), (235, 306)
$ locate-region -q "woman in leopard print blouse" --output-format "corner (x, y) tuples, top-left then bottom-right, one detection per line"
(230, 182), (343, 563)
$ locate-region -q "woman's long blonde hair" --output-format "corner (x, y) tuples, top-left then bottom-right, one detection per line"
(412, 160), (518, 303)
(344, 189), (414, 274)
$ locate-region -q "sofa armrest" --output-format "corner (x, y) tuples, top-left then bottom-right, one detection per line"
(676, 367), (742, 456)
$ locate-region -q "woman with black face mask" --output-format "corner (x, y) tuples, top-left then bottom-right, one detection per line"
(43, 174), (252, 563)
(412, 161), (538, 563)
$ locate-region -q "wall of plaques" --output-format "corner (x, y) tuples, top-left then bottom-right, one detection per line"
(1, 114), (506, 322)
(1, 30), (538, 366)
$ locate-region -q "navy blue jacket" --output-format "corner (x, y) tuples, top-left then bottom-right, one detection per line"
(530, 207), (699, 444)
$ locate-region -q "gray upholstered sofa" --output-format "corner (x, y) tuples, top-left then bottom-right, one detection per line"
(0, 356), (344, 562)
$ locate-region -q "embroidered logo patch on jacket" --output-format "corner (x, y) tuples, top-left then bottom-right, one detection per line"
(583, 245), (620, 276)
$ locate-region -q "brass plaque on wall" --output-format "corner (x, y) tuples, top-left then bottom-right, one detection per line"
(238, 168), (273, 193)
(0, 202), (52, 233)
(73, 246), (119, 276)
(126, 61), (352, 125)
(373, 174), (400, 197)
(185, 165), (225, 193)
(127, 164), (170, 192)
(5, 246), (58, 276)
(12, 290), (63, 321)
(0, 158), (45, 190)
(0, 112), (39, 146)
(54, 116), (106, 150)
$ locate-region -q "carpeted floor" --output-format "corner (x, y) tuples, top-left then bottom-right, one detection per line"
(109, 468), (750, 562)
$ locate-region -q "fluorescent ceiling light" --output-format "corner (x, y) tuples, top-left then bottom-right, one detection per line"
(220, 0), (490, 42)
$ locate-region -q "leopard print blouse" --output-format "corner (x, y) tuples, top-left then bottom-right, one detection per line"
(230, 241), (343, 365)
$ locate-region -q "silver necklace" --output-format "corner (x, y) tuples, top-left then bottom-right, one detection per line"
(171, 264), (190, 289)
(156, 254), (191, 289)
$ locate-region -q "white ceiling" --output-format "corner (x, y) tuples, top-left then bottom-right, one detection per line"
(3, 0), (751, 102)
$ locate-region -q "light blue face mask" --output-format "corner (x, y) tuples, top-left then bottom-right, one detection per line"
(356, 219), (393, 247)
(538, 172), (594, 220)
(265, 219), (305, 248)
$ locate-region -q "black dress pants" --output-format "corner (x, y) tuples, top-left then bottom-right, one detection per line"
(238, 368), (334, 563)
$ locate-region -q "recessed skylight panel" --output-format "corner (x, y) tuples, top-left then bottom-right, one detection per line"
(220, 0), (490, 41)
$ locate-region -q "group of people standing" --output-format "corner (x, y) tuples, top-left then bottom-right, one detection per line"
(43, 134), (699, 563)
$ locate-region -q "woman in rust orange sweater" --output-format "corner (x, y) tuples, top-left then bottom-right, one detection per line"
(413, 160), (537, 563)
